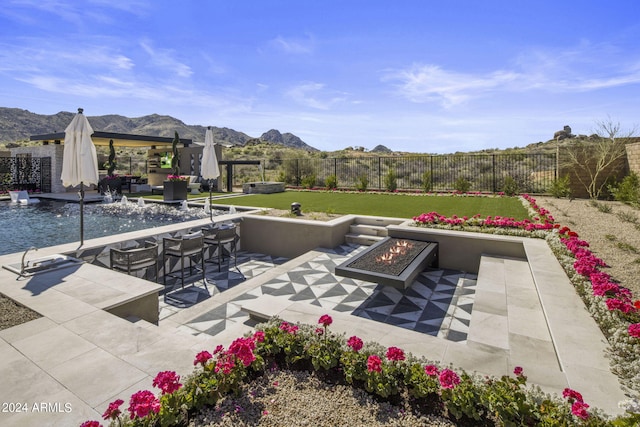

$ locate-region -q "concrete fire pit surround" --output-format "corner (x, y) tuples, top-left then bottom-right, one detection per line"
(242, 181), (285, 194)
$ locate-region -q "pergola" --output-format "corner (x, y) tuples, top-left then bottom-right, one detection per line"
(30, 131), (193, 147)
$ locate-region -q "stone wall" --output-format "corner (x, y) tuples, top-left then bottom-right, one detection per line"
(625, 142), (640, 176)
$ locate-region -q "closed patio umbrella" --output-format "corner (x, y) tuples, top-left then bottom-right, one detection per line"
(61, 108), (99, 246)
(201, 126), (220, 221)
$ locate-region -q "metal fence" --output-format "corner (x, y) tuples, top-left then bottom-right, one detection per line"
(259, 153), (556, 193)
(0, 156), (51, 194)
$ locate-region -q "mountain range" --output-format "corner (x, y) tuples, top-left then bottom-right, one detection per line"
(0, 107), (317, 151)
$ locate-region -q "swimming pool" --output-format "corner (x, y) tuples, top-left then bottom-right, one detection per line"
(0, 199), (215, 256)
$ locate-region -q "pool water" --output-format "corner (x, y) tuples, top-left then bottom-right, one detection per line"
(0, 199), (214, 256)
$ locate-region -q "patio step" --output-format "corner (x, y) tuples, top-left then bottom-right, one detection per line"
(344, 233), (384, 246)
(349, 223), (388, 237)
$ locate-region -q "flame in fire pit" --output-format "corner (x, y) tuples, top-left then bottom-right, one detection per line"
(375, 240), (414, 265)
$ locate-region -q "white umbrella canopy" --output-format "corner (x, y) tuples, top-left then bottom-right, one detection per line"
(201, 127), (220, 180)
(61, 108), (99, 246)
(61, 108), (99, 187)
(201, 127), (220, 221)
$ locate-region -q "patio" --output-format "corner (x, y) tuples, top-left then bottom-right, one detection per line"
(0, 212), (629, 425)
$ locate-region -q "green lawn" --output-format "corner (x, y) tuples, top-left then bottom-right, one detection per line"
(212, 191), (529, 219)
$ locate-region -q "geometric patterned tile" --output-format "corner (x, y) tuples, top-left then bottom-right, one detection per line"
(168, 243), (477, 343)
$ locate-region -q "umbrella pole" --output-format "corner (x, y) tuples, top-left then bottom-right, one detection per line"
(209, 179), (213, 222)
(79, 184), (84, 247)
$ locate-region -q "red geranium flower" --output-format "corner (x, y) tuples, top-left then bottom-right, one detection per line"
(347, 336), (363, 352)
(318, 314), (333, 327)
(385, 346), (405, 361)
(102, 399), (123, 420)
(367, 355), (382, 373)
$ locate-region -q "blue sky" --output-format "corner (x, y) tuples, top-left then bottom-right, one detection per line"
(1, 1), (639, 153)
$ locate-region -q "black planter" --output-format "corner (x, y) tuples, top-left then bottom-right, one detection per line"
(163, 180), (188, 201)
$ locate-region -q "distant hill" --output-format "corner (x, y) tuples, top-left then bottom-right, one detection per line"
(0, 107), (316, 151)
(371, 144), (392, 153)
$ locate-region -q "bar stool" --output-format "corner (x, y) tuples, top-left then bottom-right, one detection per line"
(162, 231), (205, 288)
(110, 241), (159, 282)
(202, 225), (239, 272)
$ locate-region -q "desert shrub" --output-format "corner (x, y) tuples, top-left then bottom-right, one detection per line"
(608, 172), (640, 204)
(454, 176), (471, 193)
(301, 174), (317, 189)
(384, 168), (397, 192)
(550, 175), (571, 198)
(355, 174), (369, 192)
(502, 176), (519, 196)
(325, 174), (338, 190)
(422, 171), (433, 192)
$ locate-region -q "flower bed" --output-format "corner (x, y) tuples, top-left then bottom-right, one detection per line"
(83, 314), (639, 426)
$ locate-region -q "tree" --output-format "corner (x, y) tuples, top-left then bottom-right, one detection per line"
(171, 131), (181, 176)
(560, 117), (637, 199)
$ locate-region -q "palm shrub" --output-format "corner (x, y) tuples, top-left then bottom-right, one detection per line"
(325, 174), (338, 190)
(454, 176), (471, 193)
(301, 174), (316, 189)
(384, 168), (398, 192)
(608, 172), (640, 204)
(422, 170), (433, 192)
(550, 175), (572, 198)
(355, 174), (369, 191)
(502, 176), (519, 196)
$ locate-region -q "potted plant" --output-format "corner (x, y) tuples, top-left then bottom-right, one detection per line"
(163, 132), (188, 201)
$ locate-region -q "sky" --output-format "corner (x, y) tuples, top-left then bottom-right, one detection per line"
(1, 1), (639, 153)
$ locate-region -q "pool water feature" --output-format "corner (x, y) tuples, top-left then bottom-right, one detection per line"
(0, 199), (217, 256)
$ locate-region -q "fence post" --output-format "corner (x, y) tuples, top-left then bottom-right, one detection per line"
(378, 157), (381, 189)
(492, 154), (496, 193)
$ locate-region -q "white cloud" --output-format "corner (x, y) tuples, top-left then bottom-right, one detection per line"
(385, 43), (640, 107)
(139, 40), (192, 78)
(285, 82), (348, 110)
(269, 35), (314, 54)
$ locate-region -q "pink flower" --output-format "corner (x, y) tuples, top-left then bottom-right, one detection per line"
(513, 366), (523, 376)
(628, 323), (640, 338)
(385, 346), (405, 362)
(253, 330), (265, 342)
(315, 327), (324, 335)
(215, 353), (236, 374)
(347, 336), (363, 352)
(279, 321), (299, 334)
(571, 401), (590, 420)
(424, 364), (439, 376)
(562, 388), (584, 403)
(80, 421), (102, 427)
(438, 368), (461, 389)
(194, 350), (213, 366)
(318, 314), (333, 327)
(606, 298), (635, 313)
(367, 355), (382, 373)
(152, 371), (182, 395)
(228, 336), (257, 367)
(128, 390), (160, 419)
(213, 344), (224, 354)
(102, 399), (124, 420)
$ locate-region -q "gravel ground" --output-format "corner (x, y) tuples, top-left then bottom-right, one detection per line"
(0, 293), (41, 331)
(536, 196), (640, 296)
(188, 369), (455, 427)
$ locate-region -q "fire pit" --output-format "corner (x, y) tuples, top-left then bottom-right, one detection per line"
(336, 237), (438, 289)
